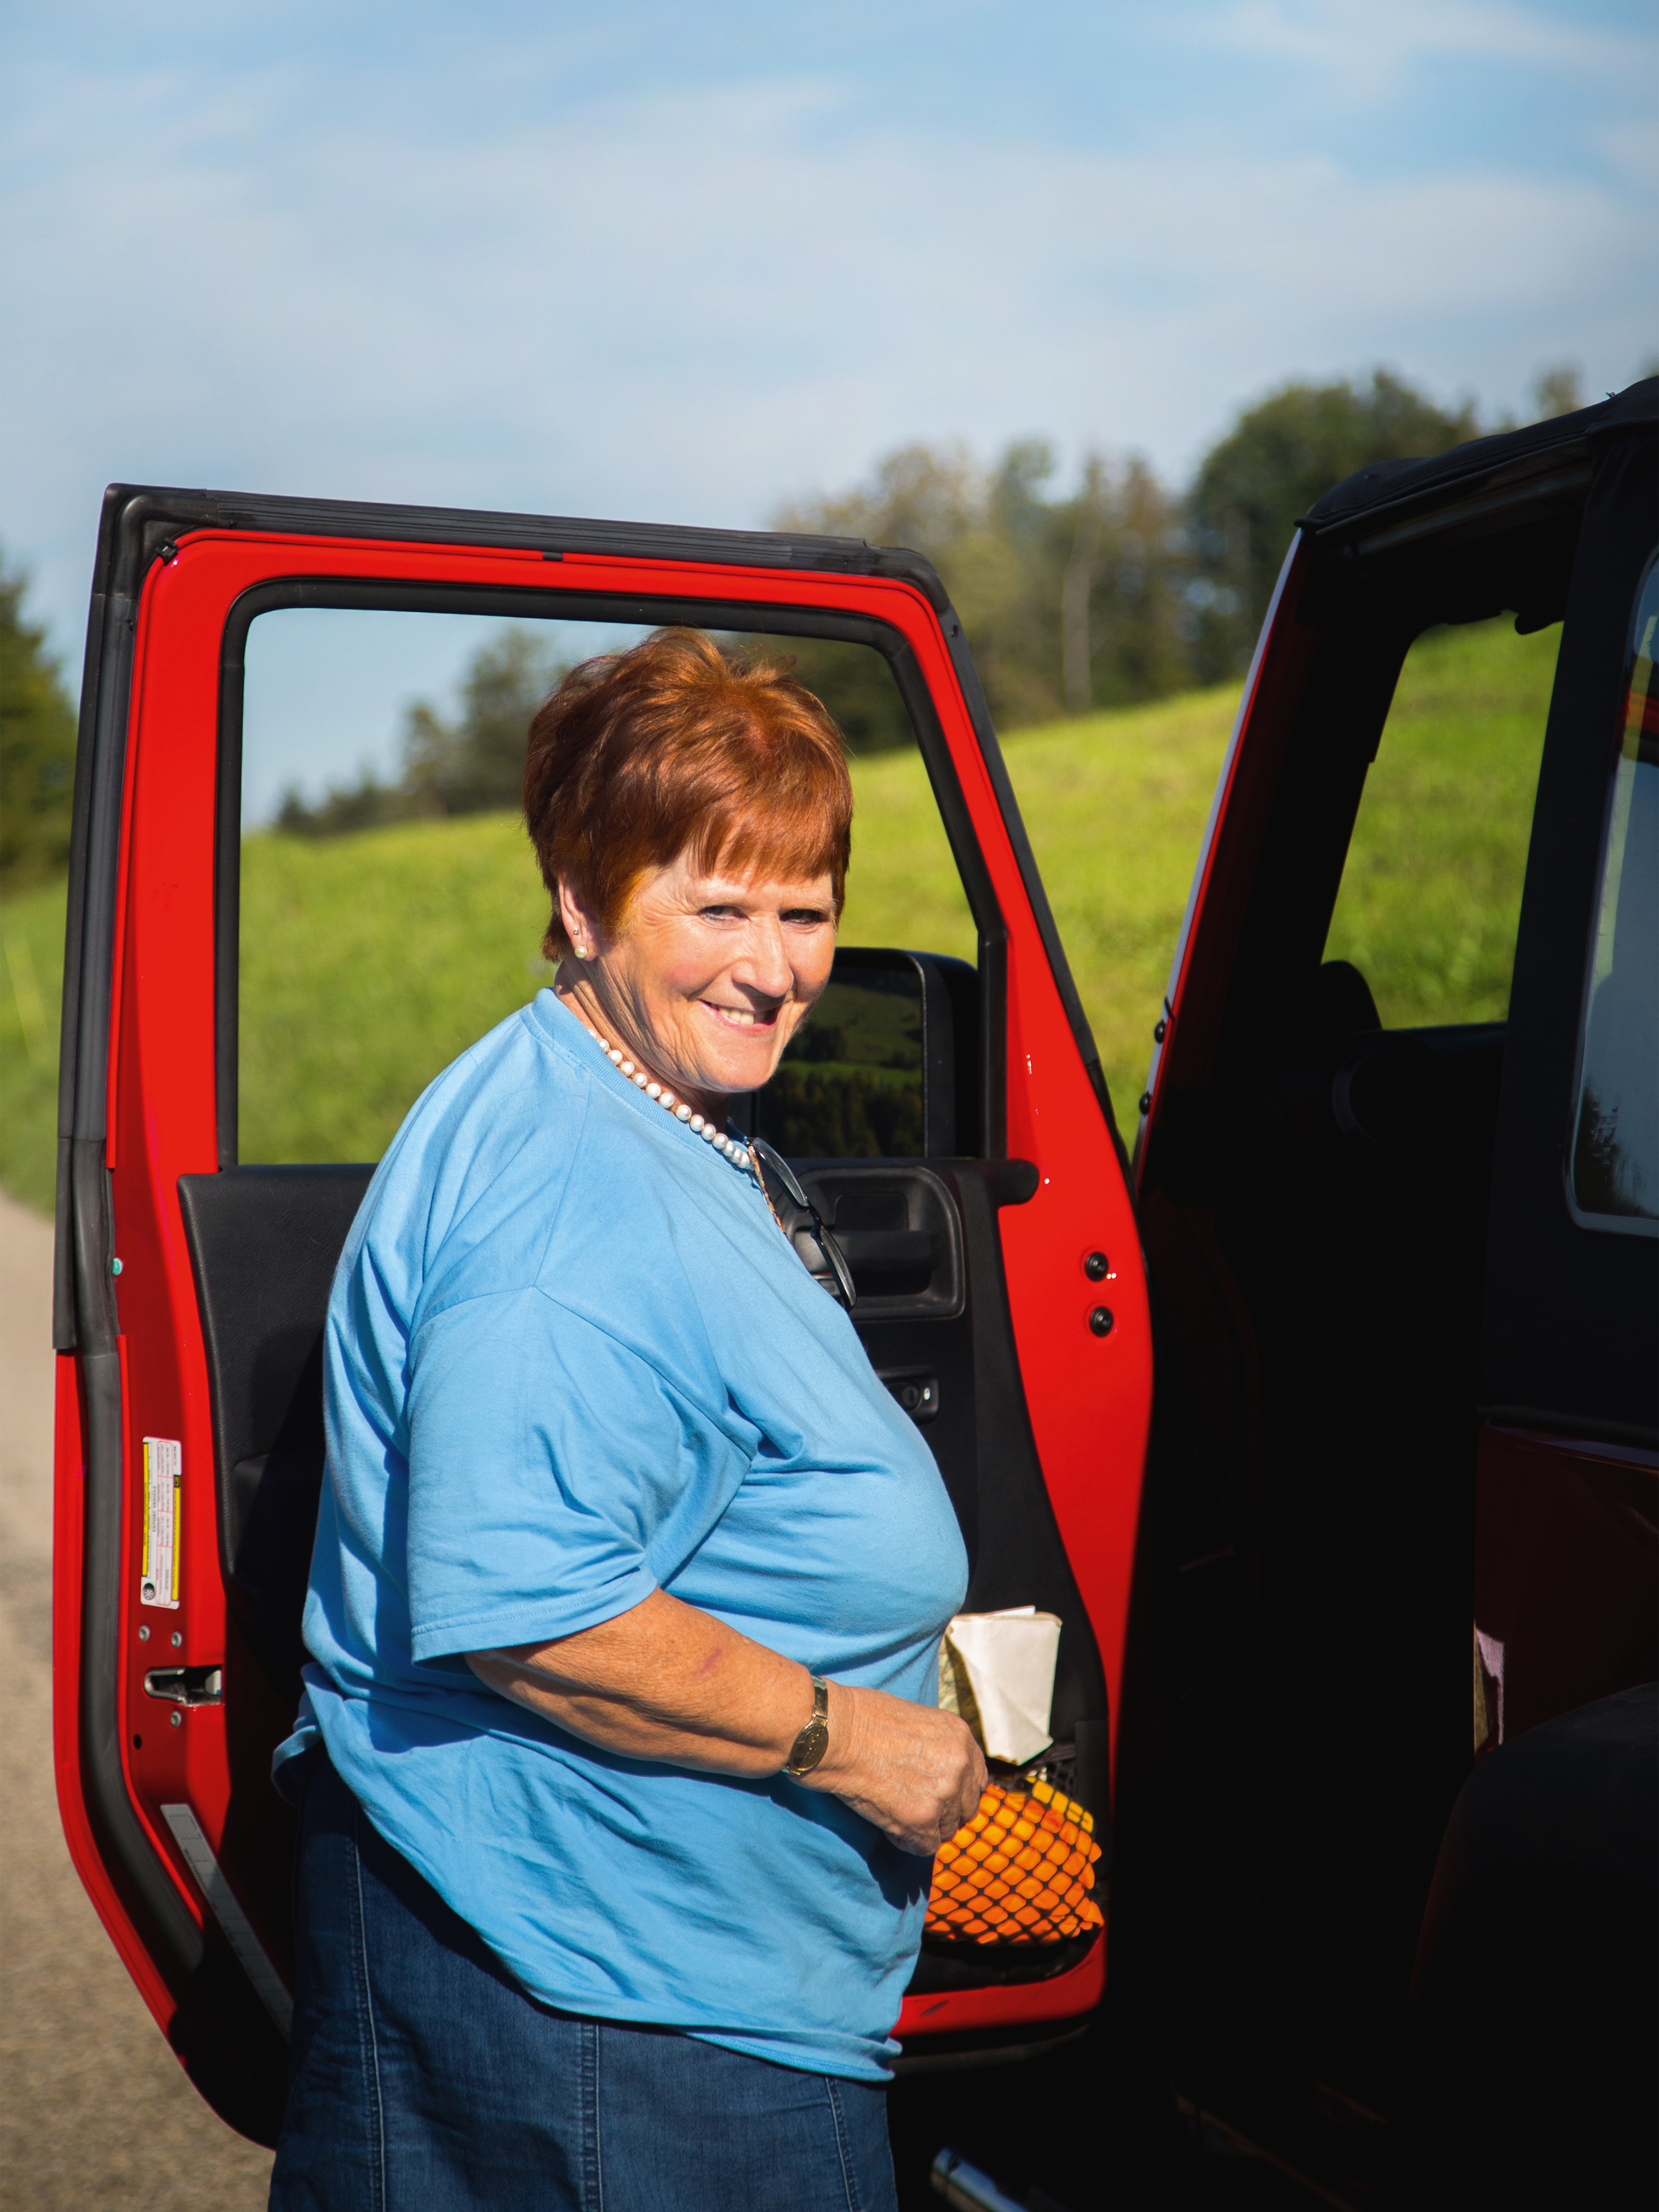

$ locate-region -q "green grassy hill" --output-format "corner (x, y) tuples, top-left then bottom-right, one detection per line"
(0, 616), (1558, 1210)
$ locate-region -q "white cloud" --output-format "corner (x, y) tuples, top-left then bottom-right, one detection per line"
(5, 40), (1652, 657)
(1590, 112), (1659, 196)
(1210, 0), (1652, 96)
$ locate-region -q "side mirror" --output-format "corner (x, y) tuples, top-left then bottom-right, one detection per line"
(743, 947), (978, 1159)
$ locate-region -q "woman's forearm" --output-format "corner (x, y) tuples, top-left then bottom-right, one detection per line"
(466, 1587), (987, 1854)
(465, 1589), (816, 1776)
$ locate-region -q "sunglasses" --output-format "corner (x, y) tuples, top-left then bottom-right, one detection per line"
(747, 1136), (858, 1311)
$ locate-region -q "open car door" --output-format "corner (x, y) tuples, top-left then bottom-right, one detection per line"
(53, 488), (1152, 2143)
(1129, 379), (1655, 2194)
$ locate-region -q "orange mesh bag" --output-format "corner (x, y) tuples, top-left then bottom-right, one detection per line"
(925, 1775), (1104, 1945)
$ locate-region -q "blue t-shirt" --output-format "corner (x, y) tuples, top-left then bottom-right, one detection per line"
(278, 987), (968, 2080)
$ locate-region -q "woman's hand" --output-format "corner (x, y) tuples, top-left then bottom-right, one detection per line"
(465, 1590), (986, 1857)
(798, 1683), (986, 1857)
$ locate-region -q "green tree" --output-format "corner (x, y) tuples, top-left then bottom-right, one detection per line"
(277, 625), (568, 835)
(274, 768), (403, 838)
(1, 558), (78, 890)
(773, 438), (1190, 738)
(1529, 363), (1584, 420)
(402, 626), (570, 816)
(771, 442), (1019, 746)
(1188, 371), (1480, 678)
(1057, 452), (1192, 714)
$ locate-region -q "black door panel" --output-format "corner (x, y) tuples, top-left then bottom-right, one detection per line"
(179, 1164), (374, 1704)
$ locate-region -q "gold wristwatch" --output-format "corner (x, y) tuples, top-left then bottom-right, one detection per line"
(782, 1677), (830, 1776)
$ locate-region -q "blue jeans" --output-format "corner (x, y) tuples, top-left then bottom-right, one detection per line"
(269, 1751), (898, 2211)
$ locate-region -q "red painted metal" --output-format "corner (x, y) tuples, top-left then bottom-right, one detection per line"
(896, 1934), (1105, 2039)
(52, 1349), (181, 2043)
(63, 520), (1155, 2055)
(1475, 1421), (1658, 1742)
(997, 997), (1150, 1772)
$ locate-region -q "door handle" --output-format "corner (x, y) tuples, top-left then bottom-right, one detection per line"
(832, 1230), (939, 1268)
(794, 1165), (964, 1317)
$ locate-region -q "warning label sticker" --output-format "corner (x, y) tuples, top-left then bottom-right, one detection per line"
(140, 1436), (182, 1610)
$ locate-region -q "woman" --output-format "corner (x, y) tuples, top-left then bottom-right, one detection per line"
(270, 628), (985, 2211)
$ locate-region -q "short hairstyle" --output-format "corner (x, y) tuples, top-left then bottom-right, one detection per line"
(523, 627), (854, 961)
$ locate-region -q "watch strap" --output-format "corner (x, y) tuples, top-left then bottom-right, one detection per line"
(782, 1676), (830, 1777)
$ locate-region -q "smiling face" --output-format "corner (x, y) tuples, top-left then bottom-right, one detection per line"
(556, 850), (838, 1120)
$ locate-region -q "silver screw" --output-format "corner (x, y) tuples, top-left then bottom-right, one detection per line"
(138, 1625), (150, 1642)
(170, 1711), (182, 1727)
(170, 1630), (182, 1648)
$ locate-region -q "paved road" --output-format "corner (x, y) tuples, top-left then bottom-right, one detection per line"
(0, 1190), (272, 2211)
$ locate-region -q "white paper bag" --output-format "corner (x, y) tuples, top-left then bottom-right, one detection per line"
(938, 1606), (1061, 1766)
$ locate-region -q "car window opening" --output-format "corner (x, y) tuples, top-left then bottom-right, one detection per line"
(1570, 552), (1659, 1227)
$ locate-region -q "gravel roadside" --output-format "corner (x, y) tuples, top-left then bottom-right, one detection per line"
(0, 1189), (272, 2210)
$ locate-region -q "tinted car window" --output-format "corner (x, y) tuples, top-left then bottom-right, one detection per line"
(1569, 551), (1659, 1227)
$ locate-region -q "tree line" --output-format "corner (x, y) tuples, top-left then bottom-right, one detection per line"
(772, 368), (1485, 743)
(1, 565), (78, 889)
(0, 364), (1602, 877)
(271, 365), (1527, 828)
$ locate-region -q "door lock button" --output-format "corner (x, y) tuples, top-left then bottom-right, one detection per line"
(879, 1371), (940, 1424)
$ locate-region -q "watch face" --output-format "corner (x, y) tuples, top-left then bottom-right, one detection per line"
(787, 1719), (829, 1775)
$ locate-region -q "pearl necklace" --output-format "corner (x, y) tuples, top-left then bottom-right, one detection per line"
(580, 1022), (756, 1176)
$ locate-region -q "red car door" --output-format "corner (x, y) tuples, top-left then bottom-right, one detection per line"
(54, 487), (1154, 2142)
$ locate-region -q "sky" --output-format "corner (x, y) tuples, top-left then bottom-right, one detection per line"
(4, 0), (1654, 791)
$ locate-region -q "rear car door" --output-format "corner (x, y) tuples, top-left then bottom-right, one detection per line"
(1392, 385), (1659, 2207)
(54, 487), (1152, 2141)
(1129, 379), (1656, 2191)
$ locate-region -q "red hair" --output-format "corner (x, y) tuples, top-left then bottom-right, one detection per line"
(523, 627), (853, 960)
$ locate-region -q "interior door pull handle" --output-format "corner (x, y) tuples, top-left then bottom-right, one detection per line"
(834, 1230), (938, 1266)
